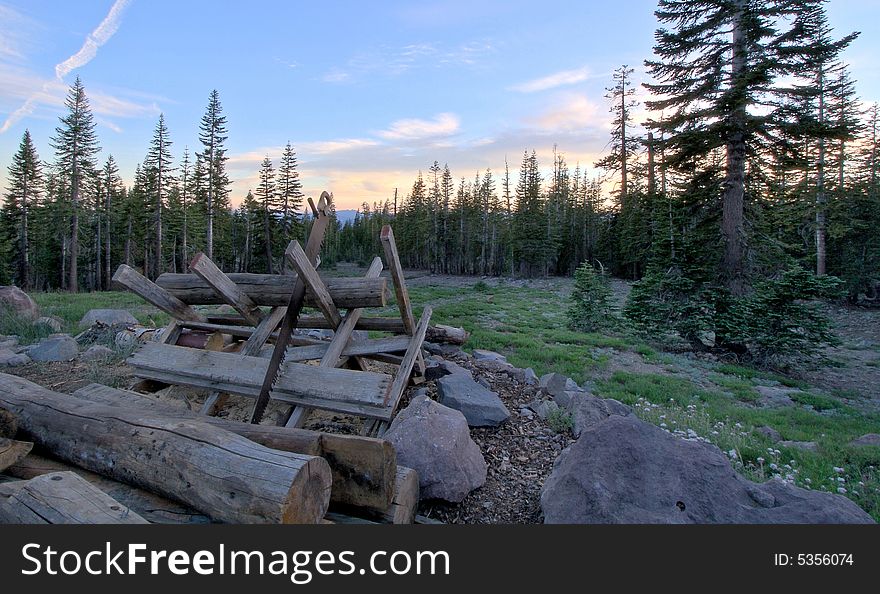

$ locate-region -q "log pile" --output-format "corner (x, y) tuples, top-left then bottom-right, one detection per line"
(0, 373), (420, 525)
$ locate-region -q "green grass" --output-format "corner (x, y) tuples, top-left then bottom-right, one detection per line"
(31, 291), (170, 332)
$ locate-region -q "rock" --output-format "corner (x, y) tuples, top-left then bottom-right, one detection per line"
(78, 309), (138, 329)
(306, 329), (333, 339)
(519, 407), (535, 419)
(0, 348), (30, 367)
(540, 373), (581, 400)
(570, 393), (632, 437)
(541, 415), (873, 524)
(527, 398), (559, 420)
(0, 336), (19, 350)
(523, 368), (539, 386)
(779, 440), (819, 453)
(384, 395), (487, 502)
(755, 385), (797, 408)
(437, 373), (510, 427)
(473, 349), (507, 364)
(436, 359), (473, 378)
(849, 434), (880, 448)
(756, 426), (782, 443)
(216, 304), (236, 314)
(80, 344), (115, 361)
(0, 286), (39, 320)
(423, 342), (465, 358)
(33, 316), (63, 332)
(27, 335), (79, 362)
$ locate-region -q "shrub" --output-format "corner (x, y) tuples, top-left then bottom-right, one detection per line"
(546, 407), (574, 434)
(567, 262), (614, 332)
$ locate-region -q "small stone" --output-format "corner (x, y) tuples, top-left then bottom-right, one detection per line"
(27, 335), (79, 362)
(33, 316), (63, 332)
(0, 348), (30, 367)
(756, 426), (783, 443)
(0, 286), (39, 320)
(437, 373), (510, 427)
(78, 309), (138, 329)
(472, 349), (507, 364)
(523, 368), (539, 385)
(778, 440), (819, 453)
(80, 344), (115, 361)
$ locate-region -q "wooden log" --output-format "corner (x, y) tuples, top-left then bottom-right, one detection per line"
(128, 343), (396, 419)
(285, 241), (342, 328)
(72, 383), (397, 510)
(156, 273), (387, 308)
(284, 336), (411, 362)
(112, 264), (205, 322)
(293, 316), (468, 345)
(1, 406), (16, 438)
(0, 372), (332, 524)
(385, 306), (432, 407)
(190, 252), (263, 325)
(328, 466), (419, 524)
(5, 454), (212, 524)
(0, 437), (32, 472)
(0, 472), (149, 524)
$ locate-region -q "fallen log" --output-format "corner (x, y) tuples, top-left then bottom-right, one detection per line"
(5, 453), (211, 524)
(156, 273), (388, 309)
(71, 383), (396, 510)
(0, 472), (149, 524)
(0, 372), (332, 524)
(0, 437), (32, 472)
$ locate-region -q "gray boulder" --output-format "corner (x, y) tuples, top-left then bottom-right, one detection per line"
(437, 373), (510, 427)
(34, 316), (63, 332)
(779, 440), (819, 453)
(0, 348), (30, 367)
(79, 309), (138, 329)
(27, 335), (79, 362)
(527, 398), (559, 420)
(524, 368), (539, 385)
(540, 373), (581, 400)
(849, 434), (880, 448)
(569, 393), (632, 437)
(80, 344), (115, 361)
(756, 426), (782, 443)
(755, 385), (798, 408)
(541, 415), (873, 524)
(384, 395), (487, 502)
(473, 349), (507, 364)
(0, 286), (39, 320)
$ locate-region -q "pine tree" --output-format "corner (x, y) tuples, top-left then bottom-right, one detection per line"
(2, 130), (42, 288)
(198, 90), (229, 261)
(145, 113), (175, 277)
(255, 155), (278, 273)
(100, 156), (122, 289)
(595, 65), (640, 206)
(277, 141), (303, 243)
(50, 76), (100, 292)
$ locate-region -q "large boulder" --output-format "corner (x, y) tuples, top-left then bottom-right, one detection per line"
(569, 393), (632, 437)
(0, 286), (39, 321)
(540, 373), (581, 400)
(472, 349), (508, 364)
(384, 395), (487, 502)
(850, 434), (880, 448)
(437, 373), (510, 427)
(541, 415), (873, 524)
(79, 309), (139, 329)
(27, 335), (79, 362)
(0, 348), (30, 367)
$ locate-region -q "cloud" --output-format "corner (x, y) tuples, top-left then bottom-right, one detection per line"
(1, 0), (132, 134)
(378, 113), (460, 141)
(531, 94), (604, 132)
(510, 66), (593, 93)
(321, 69), (351, 83)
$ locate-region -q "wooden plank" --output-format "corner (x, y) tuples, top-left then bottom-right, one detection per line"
(112, 264), (205, 322)
(0, 372), (332, 524)
(128, 343), (396, 420)
(0, 437), (32, 472)
(385, 306), (432, 407)
(0, 472), (149, 524)
(190, 252), (263, 325)
(285, 240), (342, 328)
(156, 274), (388, 308)
(5, 454), (211, 524)
(284, 336), (411, 362)
(72, 383), (398, 510)
(381, 225), (416, 334)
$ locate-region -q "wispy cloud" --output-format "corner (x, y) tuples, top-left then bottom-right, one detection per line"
(1, 0), (132, 134)
(510, 66), (593, 93)
(531, 94), (603, 132)
(378, 113), (460, 141)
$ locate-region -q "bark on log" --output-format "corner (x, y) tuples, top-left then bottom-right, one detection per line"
(156, 273), (387, 308)
(0, 472), (149, 524)
(71, 383), (396, 510)
(0, 372), (332, 524)
(5, 453), (211, 524)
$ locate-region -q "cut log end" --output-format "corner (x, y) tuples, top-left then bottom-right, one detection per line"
(282, 456), (333, 524)
(0, 406), (17, 438)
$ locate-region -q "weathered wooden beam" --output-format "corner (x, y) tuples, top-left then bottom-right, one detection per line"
(284, 336), (411, 362)
(1, 406), (17, 438)
(0, 372), (332, 524)
(0, 472), (149, 524)
(72, 383), (397, 510)
(112, 264), (205, 322)
(386, 306), (432, 408)
(0, 437), (32, 472)
(381, 225), (415, 334)
(190, 252), (263, 325)
(285, 241), (342, 328)
(328, 466), (419, 524)
(5, 454), (211, 524)
(156, 273), (387, 308)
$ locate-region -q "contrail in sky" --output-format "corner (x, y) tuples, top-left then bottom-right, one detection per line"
(1, 0), (131, 134)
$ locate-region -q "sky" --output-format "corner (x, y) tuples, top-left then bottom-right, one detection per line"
(1, 0), (879, 211)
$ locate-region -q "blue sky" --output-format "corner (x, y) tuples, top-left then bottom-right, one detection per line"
(1, 0), (879, 210)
